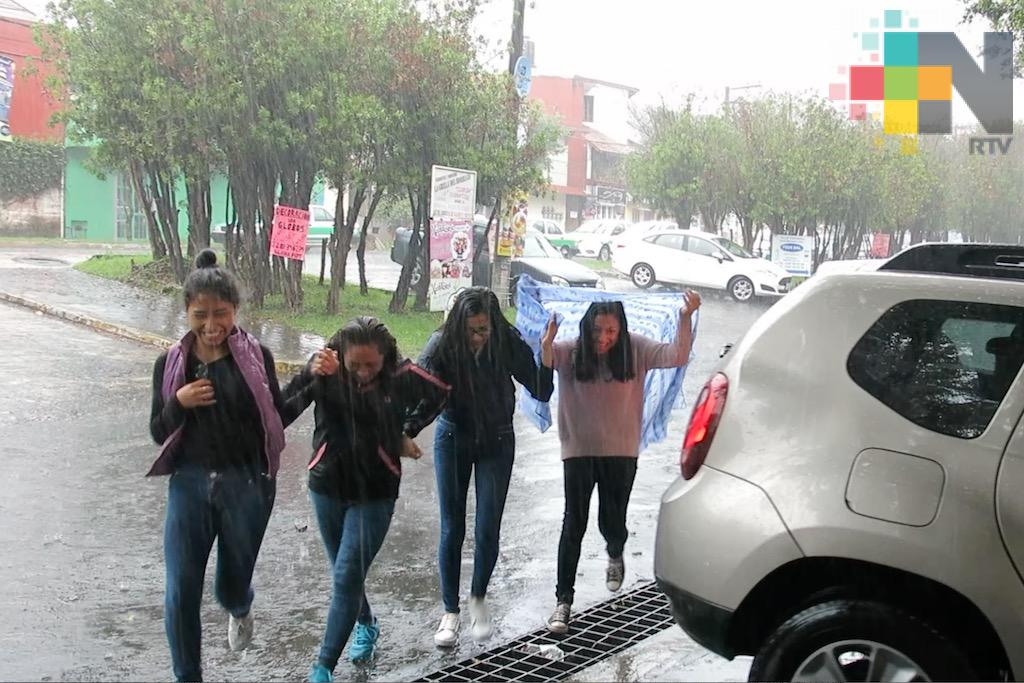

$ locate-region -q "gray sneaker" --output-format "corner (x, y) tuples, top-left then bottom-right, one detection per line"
(547, 602), (571, 634)
(606, 556), (625, 592)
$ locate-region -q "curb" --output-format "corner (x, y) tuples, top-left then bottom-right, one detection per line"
(0, 291), (307, 376)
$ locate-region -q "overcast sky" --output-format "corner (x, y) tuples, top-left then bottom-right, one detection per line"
(16, 0), (1024, 126)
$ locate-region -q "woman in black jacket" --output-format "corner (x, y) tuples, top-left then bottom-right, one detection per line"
(418, 287), (555, 647)
(288, 317), (448, 683)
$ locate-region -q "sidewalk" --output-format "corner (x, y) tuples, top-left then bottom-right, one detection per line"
(0, 245), (326, 368)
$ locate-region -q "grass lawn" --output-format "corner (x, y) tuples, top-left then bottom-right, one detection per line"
(75, 255), (442, 356)
(575, 257), (613, 272)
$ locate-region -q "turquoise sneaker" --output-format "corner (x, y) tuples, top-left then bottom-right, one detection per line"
(349, 618), (381, 662)
(308, 663), (333, 682)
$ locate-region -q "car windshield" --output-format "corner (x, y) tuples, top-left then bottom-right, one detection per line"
(523, 232), (562, 259)
(712, 237), (755, 258)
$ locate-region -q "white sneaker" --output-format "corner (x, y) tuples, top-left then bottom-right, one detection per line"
(434, 612), (459, 648)
(468, 596), (493, 641)
(228, 611), (254, 651)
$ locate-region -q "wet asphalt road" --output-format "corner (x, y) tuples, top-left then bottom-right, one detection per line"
(0, 249), (768, 682)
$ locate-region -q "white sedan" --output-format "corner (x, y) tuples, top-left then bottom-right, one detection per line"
(612, 230), (792, 302)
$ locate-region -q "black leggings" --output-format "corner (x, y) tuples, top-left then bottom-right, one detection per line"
(555, 456), (638, 605)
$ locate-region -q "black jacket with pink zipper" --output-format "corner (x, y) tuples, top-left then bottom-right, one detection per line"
(283, 357), (449, 502)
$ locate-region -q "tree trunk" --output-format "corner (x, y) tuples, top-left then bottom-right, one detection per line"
(185, 174), (212, 258)
(327, 185), (347, 315)
(129, 160), (167, 261)
(389, 188), (423, 313)
(147, 163), (186, 283)
(357, 188), (384, 296)
(412, 186), (430, 311)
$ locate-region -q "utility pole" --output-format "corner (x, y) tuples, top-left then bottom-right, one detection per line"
(492, 0), (527, 306)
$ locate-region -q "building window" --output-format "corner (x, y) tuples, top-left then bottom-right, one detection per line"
(584, 95), (594, 122)
(115, 173), (148, 241)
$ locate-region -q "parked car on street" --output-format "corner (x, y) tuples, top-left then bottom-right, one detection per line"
(390, 223), (603, 293)
(612, 229), (791, 301)
(561, 219), (627, 261)
(531, 218), (578, 258)
(655, 243), (1024, 682)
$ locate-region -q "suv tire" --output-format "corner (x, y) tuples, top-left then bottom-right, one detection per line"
(631, 263), (656, 290)
(749, 599), (976, 682)
(728, 275), (755, 302)
(599, 244), (611, 261)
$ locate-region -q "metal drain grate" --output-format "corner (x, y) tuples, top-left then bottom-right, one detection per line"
(418, 582), (674, 682)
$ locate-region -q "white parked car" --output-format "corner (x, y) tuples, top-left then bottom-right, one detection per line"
(612, 230), (791, 301)
(655, 243), (1024, 681)
(563, 219), (626, 261)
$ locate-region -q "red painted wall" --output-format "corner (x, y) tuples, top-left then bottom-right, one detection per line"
(528, 76), (586, 195)
(1, 17), (64, 141)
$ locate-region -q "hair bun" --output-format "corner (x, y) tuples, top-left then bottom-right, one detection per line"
(195, 249), (218, 269)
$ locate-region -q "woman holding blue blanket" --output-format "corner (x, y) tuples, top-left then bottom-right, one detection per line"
(540, 292), (701, 634)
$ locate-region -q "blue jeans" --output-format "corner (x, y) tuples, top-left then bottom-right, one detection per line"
(164, 465), (276, 683)
(433, 414), (515, 614)
(309, 490), (394, 672)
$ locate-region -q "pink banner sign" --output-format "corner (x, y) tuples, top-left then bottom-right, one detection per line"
(270, 205), (310, 261)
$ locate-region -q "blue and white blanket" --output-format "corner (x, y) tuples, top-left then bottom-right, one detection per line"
(513, 274), (699, 452)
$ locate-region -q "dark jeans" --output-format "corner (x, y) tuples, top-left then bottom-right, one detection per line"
(309, 490), (394, 672)
(555, 456), (638, 605)
(433, 414), (515, 614)
(164, 465), (276, 683)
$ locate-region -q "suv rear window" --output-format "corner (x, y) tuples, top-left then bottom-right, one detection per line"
(848, 300), (1024, 439)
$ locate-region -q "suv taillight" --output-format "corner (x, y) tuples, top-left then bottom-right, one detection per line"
(681, 373), (728, 480)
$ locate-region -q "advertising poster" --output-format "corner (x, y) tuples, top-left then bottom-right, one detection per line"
(269, 205), (311, 261)
(429, 165), (477, 311)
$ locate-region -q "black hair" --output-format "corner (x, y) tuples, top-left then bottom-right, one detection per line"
(183, 249), (242, 308)
(327, 316), (401, 386)
(573, 300), (635, 382)
(435, 287), (520, 370)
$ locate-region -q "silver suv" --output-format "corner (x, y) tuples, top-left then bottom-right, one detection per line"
(654, 244), (1024, 682)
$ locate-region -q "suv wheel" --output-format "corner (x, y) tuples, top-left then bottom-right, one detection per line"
(729, 275), (755, 302)
(749, 600), (975, 682)
(560, 246), (572, 258)
(599, 244), (611, 261)
(631, 263), (656, 289)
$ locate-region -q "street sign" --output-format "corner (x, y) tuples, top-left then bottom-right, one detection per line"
(771, 235), (814, 276)
(514, 55), (532, 98)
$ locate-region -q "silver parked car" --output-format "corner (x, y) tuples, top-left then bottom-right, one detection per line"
(655, 243), (1024, 682)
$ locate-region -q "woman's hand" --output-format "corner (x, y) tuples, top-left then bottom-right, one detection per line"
(541, 313), (560, 368)
(311, 348), (340, 376)
(681, 290), (702, 317)
(401, 435), (423, 460)
(176, 379), (216, 409)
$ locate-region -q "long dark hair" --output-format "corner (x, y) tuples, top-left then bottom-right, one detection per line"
(327, 316), (401, 390)
(183, 249), (242, 308)
(435, 287), (521, 371)
(574, 301), (635, 382)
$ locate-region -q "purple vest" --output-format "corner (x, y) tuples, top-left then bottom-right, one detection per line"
(146, 327), (286, 478)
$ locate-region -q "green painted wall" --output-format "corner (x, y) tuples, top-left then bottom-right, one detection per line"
(65, 146), (324, 242)
(64, 146), (116, 241)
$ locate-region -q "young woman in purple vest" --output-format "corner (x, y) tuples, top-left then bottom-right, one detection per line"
(540, 292), (701, 634)
(148, 249), (330, 682)
(284, 317), (449, 683)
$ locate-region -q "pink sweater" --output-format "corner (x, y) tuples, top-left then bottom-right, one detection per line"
(551, 324), (692, 460)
